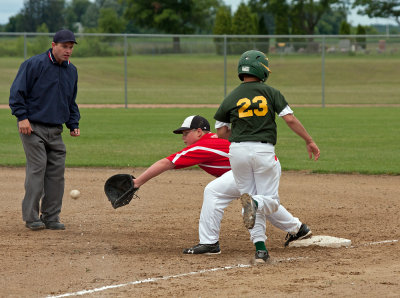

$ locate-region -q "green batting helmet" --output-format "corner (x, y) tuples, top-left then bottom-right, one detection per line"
(238, 50), (271, 82)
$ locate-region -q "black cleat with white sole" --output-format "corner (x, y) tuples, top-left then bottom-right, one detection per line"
(183, 242), (221, 255)
(284, 223), (312, 247)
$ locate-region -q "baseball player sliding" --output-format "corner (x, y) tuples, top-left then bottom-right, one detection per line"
(214, 50), (320, 263)
(133, 115), (311, 261)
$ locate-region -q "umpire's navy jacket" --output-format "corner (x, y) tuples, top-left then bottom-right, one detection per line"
(9, 48), (80, 131)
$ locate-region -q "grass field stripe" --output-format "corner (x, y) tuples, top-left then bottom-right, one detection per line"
(46, 263), (251, 297)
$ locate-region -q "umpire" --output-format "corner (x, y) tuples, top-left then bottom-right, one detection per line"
(9, 29), (81, 231)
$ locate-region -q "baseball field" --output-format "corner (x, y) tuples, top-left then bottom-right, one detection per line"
(1, 53), (399, 296)
(1, 167), (399, 297)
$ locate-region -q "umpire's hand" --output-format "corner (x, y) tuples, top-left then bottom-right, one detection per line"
(70, 128), (80, 137)
(18, 119), (33, 135)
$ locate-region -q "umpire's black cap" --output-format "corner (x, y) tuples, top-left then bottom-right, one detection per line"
(173, 115), (210, 134)
(53, 29), (78, 44)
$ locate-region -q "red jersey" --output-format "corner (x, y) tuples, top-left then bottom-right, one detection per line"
(166, 133), (231, 177)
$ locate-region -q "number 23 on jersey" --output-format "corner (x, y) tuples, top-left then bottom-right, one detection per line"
(237, 96), (268, 118)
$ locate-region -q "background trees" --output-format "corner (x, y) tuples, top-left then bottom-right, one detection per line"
(230, 3), (258, 53)
(213, 5), (232, 54)
(353, 0), (400, 26)
(123, 0), (221, 52)
(10, 0), (66, 33)
(65, 0), (91, 30)
(0, 0), (399, 35)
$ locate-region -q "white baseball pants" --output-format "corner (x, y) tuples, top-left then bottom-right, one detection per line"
(199, 169), (301, 245)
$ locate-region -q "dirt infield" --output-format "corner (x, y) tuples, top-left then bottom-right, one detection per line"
(1, 167), (399, 297)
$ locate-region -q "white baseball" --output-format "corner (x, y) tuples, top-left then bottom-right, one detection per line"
(70, 189), (80, 199)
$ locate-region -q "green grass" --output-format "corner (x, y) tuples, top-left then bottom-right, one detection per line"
(1, 107), (399, 175)
(2, 54), (400, 105)
(275, 107), (400, 174)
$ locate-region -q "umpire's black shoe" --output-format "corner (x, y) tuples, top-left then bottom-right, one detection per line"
(255, 250), (270, 263)
(183, 242), (221, 255)
(240, 193), (257, 229)
(25, 221), (46, 231)
(44, 221), (65, 230)
(284, 224), (312, 247)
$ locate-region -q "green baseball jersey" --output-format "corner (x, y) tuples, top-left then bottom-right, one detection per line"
(214, 81), (289, 145)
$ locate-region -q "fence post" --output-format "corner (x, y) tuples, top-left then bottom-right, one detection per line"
(321, 36), (325, 108)
(24, 33), (27, 60)
(224, 35), (227, 97)
(124, 34), (128, 108)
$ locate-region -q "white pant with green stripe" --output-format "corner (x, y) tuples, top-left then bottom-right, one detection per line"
(199, 166), (301, 245)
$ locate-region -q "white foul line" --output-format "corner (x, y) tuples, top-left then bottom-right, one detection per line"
(348, 239), (398, 248)
(46, 257), (307, 298)
(46, 263), (252, 298)
(46, 239), (398, 298)
(365, 239), (398, 245)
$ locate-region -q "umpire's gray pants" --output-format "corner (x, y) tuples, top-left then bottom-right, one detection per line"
(19, 122), (66, 223)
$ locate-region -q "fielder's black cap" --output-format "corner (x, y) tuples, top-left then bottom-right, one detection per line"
(53, 29), (77, 44)
(173, 115), (210, 134)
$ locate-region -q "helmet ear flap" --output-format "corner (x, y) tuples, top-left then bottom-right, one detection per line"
(238, 50), (271, 82)
(263, 70), (270, 82)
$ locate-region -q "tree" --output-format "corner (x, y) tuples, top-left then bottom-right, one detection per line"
(65, 0), (92, 30)
(71, 0), (92, 19)
(353, 0), (400, 26)
(262, 0), (290, 51)
(248, 0), (349, 36)
(124, 0), (221, 52)
(31, 23), (50, 55)
(316, 6), (347, 34)
(232, 3), (257, 35)
(254, 14), (270, 53)
(289, 0), (346, 52)
(231, 3), (258, 54)
(213, 6), (232, 35)
(356, 25), (367, 49)
(269, 0), (290, 37)
(213, 6), (232, 54)
(81, 0), (126, 30)
(20, 0), (66, 32)
(81, 2), (100, 29)
(4, 14), (25, 32)
(290, 0), (344, 35)
(98, 8), (127, 33)
(339, 20), (351, 34)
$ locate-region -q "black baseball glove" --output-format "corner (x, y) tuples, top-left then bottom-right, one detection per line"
(104, 174), (139, 209)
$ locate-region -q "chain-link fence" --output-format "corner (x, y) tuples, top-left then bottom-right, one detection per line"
(1, 32), (400, 106)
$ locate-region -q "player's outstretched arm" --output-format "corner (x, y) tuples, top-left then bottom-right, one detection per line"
(282, 114), (320, 161)
(133, 158), (175, 188)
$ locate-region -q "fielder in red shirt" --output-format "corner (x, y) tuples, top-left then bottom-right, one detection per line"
(167, 132), (230, 177)
(133, 115), (310, 257)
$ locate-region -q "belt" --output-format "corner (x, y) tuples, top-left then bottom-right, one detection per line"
(235, 141), (270, 144)
(31, 121), (62, 127)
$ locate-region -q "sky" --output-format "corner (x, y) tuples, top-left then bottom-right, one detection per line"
(0, 0), (397, 26)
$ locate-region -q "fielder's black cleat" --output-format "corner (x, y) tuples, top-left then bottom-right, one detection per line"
(240, 193), (257, 229)
(255, 250), (270, 263)
(183, 242), (221, 255)
(284, 223), (312, 247)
